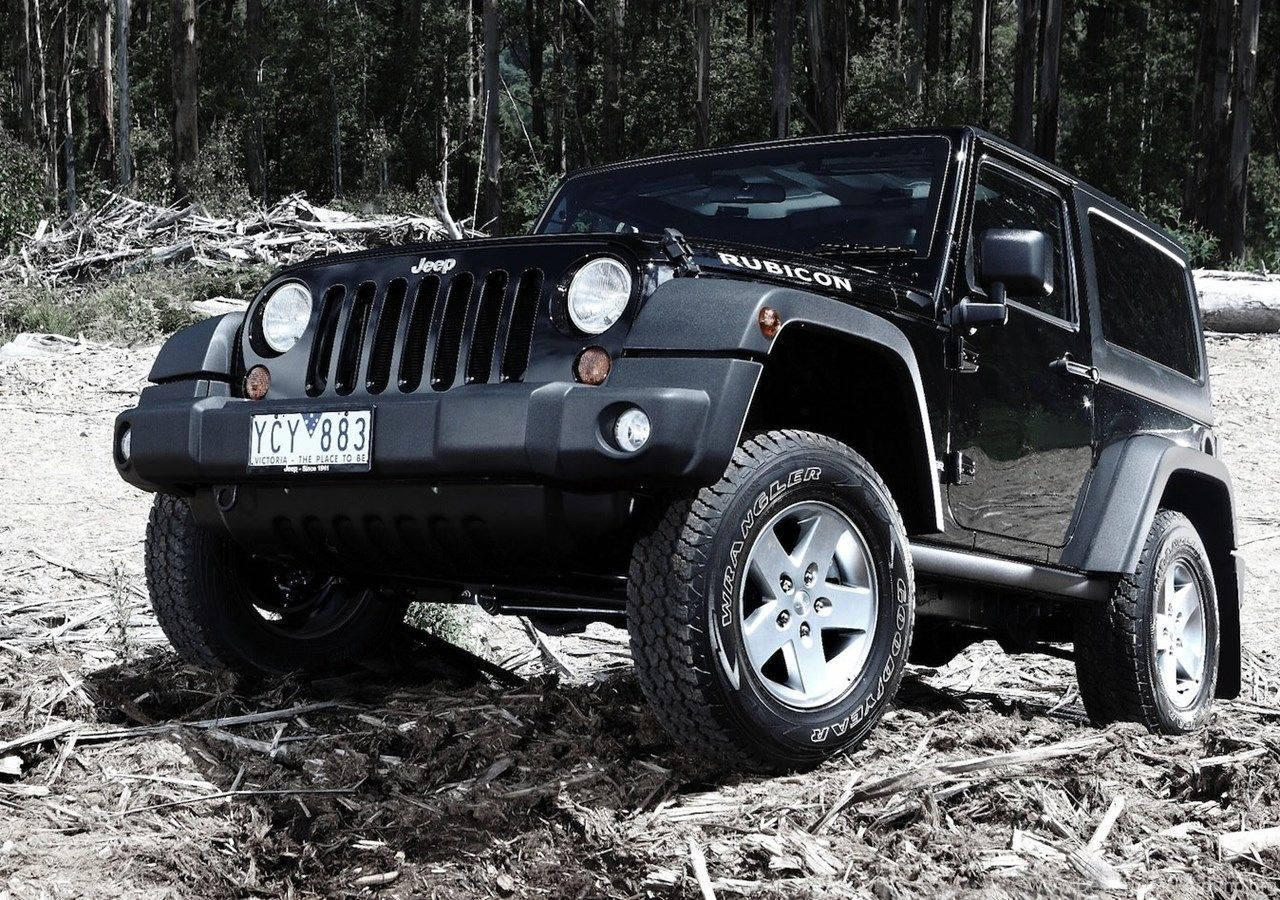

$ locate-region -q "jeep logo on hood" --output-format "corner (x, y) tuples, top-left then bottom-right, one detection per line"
(714, 252), (855, 295)
(410, 257), (457, 275)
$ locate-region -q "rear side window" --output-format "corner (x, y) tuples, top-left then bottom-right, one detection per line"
(1089, 213), (1200, 378)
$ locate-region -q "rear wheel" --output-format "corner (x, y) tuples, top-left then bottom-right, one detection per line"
(627, 430), (914, 772)
(1075, 510), (1219, 733)
(144, 493), (406, 675)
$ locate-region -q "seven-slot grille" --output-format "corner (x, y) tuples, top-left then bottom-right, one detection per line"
(304, 268), (544, 397)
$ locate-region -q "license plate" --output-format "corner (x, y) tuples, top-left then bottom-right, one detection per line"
(248, 410), (372, 473)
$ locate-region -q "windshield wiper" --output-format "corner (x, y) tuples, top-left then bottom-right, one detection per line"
(811, 243), (917, 262)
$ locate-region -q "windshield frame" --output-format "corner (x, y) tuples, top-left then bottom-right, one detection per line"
(532, 132), (961, 293)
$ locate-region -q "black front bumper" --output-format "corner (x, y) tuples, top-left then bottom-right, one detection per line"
(115, 355), (760, 492)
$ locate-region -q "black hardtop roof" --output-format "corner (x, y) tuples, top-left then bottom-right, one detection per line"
(558, 125), (1187, 262)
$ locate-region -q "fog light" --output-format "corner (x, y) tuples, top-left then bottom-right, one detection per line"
(244, 365), (271, 400)
(118, 426), (132, 464)
(574, 346), (612, 385)
(613, 407), (651, 453)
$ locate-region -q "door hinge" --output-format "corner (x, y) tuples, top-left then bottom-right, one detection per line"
(943, 450), (977, 485)
(945, 334), (980, 374)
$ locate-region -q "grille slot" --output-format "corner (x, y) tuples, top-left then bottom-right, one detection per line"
(466, 270), (508, 384)
(366, 278), (407, 394)
(334, 282), (375, 396)
(306, 285), (346, 396)
(432, 273), (474, 391)
(502, 269), (543, 381)
(398, 275), (441, 392)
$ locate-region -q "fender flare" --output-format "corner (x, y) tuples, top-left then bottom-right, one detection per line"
(148, 312), (243, 383)
(1060, 434), (1241, 698)
(627, 277), (944, 532)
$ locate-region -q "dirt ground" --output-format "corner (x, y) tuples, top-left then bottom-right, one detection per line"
(2, 332), (1279, 899)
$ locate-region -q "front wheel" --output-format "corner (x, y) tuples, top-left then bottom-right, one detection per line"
(1075, 509), (1219, 733)
(627, 430), (914, 772)
(144, 494), (406, 676)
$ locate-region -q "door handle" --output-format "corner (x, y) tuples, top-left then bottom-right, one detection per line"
(1050, 353), (1099, 384)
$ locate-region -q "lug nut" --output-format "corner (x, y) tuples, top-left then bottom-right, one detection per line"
(804, 564), (819, 587)
(814, 597), (831, 614)
(780, 574), (794, 594)
(776, 610), (791, 628)
(799, 622), (811, 638)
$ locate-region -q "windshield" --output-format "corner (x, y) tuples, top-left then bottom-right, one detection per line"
(536, 136), (952, 264)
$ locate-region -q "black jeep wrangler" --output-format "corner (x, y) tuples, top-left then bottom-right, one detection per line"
(115, 127), (1241, 771)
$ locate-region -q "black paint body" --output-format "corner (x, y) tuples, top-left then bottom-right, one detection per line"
(114, 126), (1241, 694)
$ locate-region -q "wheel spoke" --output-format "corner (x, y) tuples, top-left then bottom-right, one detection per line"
(749, 528), (793, 600)
(791, 511), (848, 573)
(742, 601), (789, 662)
(817, 584), (875, 633)
(1160, 648), (1179, 695)
(791, 635), (830, 696)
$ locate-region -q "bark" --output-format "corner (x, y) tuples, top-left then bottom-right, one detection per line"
(1033, 0), (1061, 161)
(1225, 0), (1260, 259)
(478, 0), (501, 232)
(12, 0), (36, 142)
(550, 0), (565, 172)
(169, 0), (199, 197)
(601, 0), (624, 160)
(458, 0), (478, 215)
(115, 0), (132, 186)
(969, 0), (986, 127)
(806, 0), (846, 133)
(770, 0), (794, 138)
(59, 12), (76, 213)
(1010, 0), (1038, 149)
(1195, 0), (1236, 234)
(1183, 0), (1215, 217)
(694, 0), (711, 147)
(244, 0), (264, 198)
(32, 0), (55, 193)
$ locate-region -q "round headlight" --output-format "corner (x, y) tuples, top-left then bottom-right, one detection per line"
(260, 282), (313, 353)
(566, 258), (631, 335)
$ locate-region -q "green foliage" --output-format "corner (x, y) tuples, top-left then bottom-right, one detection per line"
(1154, 202), (1222, 268)
(405, 602), (475, 650)
(0, 264), (272, 344)
(0, 128), (47, 252)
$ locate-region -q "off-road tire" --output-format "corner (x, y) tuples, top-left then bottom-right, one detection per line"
(627, 430), (914, 772)
(145, 493), (406, 675)
(1075, 510), (1219, 733)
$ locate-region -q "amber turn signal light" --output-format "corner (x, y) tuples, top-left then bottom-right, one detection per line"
(244, 365), (271, 400)
(574, 346), (612, 385)
(758, 306), (781, 339)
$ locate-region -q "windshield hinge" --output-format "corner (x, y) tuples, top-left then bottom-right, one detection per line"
(945, 333), (980, 374)
(660, 228), (701, 277)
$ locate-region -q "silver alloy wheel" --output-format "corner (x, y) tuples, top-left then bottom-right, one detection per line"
(739, 500), (878, 709)
(1154, 560), (1207, 709)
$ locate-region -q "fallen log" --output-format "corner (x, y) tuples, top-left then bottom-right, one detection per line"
(1196, 270), (1280, 333)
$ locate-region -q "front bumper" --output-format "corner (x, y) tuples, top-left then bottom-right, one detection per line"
(115, 355), (761, 492)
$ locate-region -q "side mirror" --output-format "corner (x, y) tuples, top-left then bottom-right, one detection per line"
(978, 228), (1054, 305)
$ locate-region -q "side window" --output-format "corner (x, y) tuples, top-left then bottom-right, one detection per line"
(1090, 213), (1200, 379)
(970, 162), (1072, 322)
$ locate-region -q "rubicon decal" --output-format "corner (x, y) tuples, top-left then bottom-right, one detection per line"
(714, 252), (855, 294)
(410, 257), (457, 275)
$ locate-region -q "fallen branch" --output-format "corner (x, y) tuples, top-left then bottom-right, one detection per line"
(1219, 825), (1280, 860)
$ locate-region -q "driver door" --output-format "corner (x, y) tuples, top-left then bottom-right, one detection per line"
(947, 156), (1095, 554)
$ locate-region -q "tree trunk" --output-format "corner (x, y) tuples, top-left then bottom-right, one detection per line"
(601, 0), (624, 160)
(59, 12), (76, 213)
(550, 0), (565, 172)
(969, 0), (986, 127)
(244, 0), (264, 198)
(115, 0), (132, 187)
(770, 0), (794, 138)
(806, 0), (846, 133)
(1195, 0), (1236, 235)
(1225, 0), (1260, 259)
(88, 0), (115, 182)
(908, 0), (924, 99)
(12, 0), (36, 143)
(459, 0), (478, 215)
(478, 0), (501, 232)
(1010, 0), (1038, 149)
(1033, 0), (1061, 160)
(169, 0), (199, 197)
(526, 0), (546, 145)
(32, 0), (56, 194)
(694, 0), (712, 147)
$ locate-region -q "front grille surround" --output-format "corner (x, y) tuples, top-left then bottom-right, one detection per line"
(302, 266), (546, 397)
